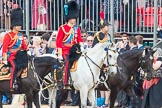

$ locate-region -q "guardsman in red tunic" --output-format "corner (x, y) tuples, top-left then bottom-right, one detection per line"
(2, 8), (28, 91)
(56, 0), (83, 88)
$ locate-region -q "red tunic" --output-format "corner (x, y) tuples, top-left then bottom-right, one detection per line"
(2, 32), (28, 61)
(56, 24), (83, 56)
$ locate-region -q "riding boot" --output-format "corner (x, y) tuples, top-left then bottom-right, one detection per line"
(64, 55), (71, 90)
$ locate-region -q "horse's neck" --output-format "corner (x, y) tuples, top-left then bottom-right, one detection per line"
(121, 54), (141, 75)
(86, 51), (104, 67)
(85, 51), (105, 78)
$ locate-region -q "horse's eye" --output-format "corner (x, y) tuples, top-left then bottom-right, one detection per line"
(109, 55), (112, 58)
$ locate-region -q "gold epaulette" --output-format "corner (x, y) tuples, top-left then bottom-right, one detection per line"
(7, 33), (18, 48)
(61, 25), (74, 35)
(94, 31), (108, 43)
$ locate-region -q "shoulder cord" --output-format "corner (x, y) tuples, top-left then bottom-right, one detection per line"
(61, 25), (73, 35)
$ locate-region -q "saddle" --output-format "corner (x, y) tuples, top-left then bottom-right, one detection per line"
(0, 63), (28, 81)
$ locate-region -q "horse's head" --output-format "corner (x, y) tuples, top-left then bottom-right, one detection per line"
(140, 47), (156, 80)
(104, 42), (119, 74)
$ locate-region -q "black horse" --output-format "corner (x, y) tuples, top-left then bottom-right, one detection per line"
(0, 54), (62, 108)
(55, 47), (154, 108)
(105, 48), (155, 108)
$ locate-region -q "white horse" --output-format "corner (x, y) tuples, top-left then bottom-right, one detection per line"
(70, 42), (118, 108)
(46, 42), (118, 108)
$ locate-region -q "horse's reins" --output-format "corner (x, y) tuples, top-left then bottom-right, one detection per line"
(29, 58), (56, 100)
(82, 48), (117, 89)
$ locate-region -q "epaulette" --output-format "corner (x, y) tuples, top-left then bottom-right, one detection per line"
(94, 31), (108, 43)
(60, 24), (74, 35)
(94, 31), (101, 38)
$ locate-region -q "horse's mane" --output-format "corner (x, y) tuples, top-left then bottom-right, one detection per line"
(34, 55), (57, 65)
(119, 49), (144, 60)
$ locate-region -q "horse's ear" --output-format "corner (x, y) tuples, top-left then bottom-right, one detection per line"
(152, 48), (157, 55)
(142, 49), (146, 57)
(114, 42), (119, 49)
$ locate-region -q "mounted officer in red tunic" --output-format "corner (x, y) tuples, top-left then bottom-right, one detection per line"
(56, 0), (83, 88)
(2, 8), (28, 91)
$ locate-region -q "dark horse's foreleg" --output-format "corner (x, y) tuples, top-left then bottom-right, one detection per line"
(56, 89), (69, 108)
(0, 92), (2, 108)
(125, 85), (138, 108)
(33, 92), (41, 108)
(110, 87), (117, 108)
(26, 90), (33, 108)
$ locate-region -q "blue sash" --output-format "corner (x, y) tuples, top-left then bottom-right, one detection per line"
(12, 33), (22, 49)
(7, 33), (23, 57)
(63, 26), (78, 44)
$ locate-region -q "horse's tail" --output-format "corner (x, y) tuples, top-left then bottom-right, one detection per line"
(15, 50), (28, 71)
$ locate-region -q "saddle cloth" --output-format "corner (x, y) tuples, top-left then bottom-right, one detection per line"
(0, 64), (28, 81)
(70, 60), (78, 72)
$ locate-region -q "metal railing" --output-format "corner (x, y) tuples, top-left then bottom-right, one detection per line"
(0, 0), (160, 45)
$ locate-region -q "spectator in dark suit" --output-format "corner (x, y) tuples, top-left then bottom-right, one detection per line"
(117, 33), (130, 53)
(128, 36), (138, 50)
(135, 35), (144, 49)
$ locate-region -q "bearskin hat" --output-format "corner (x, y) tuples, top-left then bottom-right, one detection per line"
(11, 8), (23, 27)
(64, 0), (80, 22)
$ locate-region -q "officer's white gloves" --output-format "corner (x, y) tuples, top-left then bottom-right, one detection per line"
(27, 50), (32, 56)
(80, 46), (85, 52)
(3, 60), (8, 65)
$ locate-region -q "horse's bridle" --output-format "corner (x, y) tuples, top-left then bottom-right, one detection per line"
(139, 55), (156, 79)
(104, 47), (118, 69)
(82, 46), (118, 89)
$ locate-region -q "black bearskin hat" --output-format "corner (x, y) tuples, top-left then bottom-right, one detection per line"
(64, 0), (80, 22)
(11, 8), (23, 27)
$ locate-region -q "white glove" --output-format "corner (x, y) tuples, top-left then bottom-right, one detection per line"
(3, 61), (8, 65)
(27, 50), (32, 56)
(80, 46), (85, 52)
(58, 55), (63, 60)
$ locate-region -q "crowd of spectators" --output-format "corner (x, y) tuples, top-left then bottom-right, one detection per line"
(1, 0), (162, 32)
